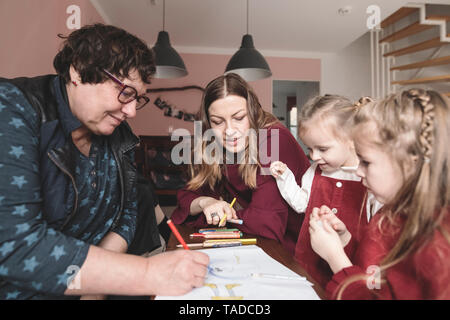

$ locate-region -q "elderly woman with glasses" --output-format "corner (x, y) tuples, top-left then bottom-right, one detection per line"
(0, 24), (208, 300)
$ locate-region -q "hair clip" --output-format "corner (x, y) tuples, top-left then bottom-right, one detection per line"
(354, 96), (373, 108)
(407, 89), (431, 107)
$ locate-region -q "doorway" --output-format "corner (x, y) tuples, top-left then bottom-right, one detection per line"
(272, 80), (320, 155)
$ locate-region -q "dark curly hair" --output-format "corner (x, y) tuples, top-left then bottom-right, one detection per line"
(53, 23), (155, 84)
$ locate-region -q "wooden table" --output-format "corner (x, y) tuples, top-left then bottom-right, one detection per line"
(166, 224), (326, 299)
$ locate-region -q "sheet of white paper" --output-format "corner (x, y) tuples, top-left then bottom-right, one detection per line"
(156, 245), (321, 300)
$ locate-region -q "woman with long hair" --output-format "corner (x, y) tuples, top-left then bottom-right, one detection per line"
(171, 73), (310, 253)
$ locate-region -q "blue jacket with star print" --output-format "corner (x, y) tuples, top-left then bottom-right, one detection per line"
(0, 75), (139, 299)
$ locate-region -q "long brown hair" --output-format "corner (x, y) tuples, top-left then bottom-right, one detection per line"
(336, 89), (450, 299)
(187, 73), (278, 191)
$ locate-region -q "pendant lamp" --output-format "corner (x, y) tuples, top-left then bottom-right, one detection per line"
(152, 0), (187, 78)
(225, 0), (272, 81)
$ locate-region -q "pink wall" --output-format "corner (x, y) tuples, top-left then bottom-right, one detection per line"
(0, 0), (104, 78)
(128, 53), (321, 136)
(0, 0), (320, 136)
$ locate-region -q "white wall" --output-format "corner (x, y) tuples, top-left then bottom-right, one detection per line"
(320, 32), (372, 102)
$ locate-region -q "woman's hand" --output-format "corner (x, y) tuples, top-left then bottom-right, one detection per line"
(309, 207), (352, 273)
(199, 197), (238, 226)
(270, 161), (287, 179)
(144, 250), (210, 296)
(314, 205), (352, 247)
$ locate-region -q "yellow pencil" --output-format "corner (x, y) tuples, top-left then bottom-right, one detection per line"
(219, 197), (237, 227)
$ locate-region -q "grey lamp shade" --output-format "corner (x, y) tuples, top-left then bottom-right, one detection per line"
(225, 34), (272, 81)
(152, 31), (188, 79)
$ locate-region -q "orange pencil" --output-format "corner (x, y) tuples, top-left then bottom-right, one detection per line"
(167, 219), (190, 250)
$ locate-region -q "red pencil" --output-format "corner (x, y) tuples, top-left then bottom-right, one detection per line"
(167, 219), (190, 250)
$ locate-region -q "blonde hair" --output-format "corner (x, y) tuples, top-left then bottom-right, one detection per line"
(335, 89), (450, 299)
(298, 94), (361, 141)
(187, 73), (278, 191)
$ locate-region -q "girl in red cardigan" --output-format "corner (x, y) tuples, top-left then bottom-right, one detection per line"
(270, 95), (381, 288)
(309, 89), (450, 299)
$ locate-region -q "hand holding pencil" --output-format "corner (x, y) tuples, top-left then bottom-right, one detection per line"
(218, 197), (236, 227)
(200, 197), (240, 226)
(145, 219), (209, 296)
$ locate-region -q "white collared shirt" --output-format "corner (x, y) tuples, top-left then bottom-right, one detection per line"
(275, 162), (382, 222)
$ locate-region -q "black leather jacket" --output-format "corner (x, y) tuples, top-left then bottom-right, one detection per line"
(0, 75), (139, 230)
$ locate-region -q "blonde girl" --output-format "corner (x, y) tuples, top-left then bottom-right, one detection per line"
(310, 89), (450, 299)
(270, 95), (380, 288)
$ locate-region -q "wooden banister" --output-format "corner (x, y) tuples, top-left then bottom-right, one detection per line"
(380, 15), (450, 43)
(384, 35), (450, 57)
(391, 55), (450, 71)
(391, 74), (450, 85)
(380, 21), (432, 43)
(381, 7), (418, 29)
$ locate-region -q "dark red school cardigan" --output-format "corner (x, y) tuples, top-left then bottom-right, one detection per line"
(171, 124), (310, 254)
(294, 166), (367, 290)
(326, 211), (450, 300)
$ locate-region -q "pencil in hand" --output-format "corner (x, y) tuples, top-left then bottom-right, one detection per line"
(219, 197), (237, 227)
(167, 219), (190, 250)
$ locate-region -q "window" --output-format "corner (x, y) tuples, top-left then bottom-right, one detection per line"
(289, 106), (298, 140)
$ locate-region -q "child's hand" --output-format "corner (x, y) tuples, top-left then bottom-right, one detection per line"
(270, 161), (287, 178)
(312, 205), (352, 247)
(309, 210), (344, 262)
(322, 213), (351, 247)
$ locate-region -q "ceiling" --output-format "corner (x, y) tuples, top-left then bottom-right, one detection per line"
(90, 0), (450, 56)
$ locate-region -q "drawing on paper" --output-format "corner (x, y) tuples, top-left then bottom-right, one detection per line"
(207, 249), (258, 280)
(204, 283), (243, 300)
(201, 249), (257, 300)
(155, 246), (320, 300)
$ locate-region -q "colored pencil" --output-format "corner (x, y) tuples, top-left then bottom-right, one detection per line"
(167, 219), (190, 250)
(198, 228), (240, 233)
(178, 242), (243, 248)
(251, 273), (307, 281)
(219, 197), (237, 227)
(176, 238), (257, 248)
(206, 238), (257, 245)
(190, 232), (243, 239)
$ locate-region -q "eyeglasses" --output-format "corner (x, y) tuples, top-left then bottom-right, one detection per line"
(102, 69), (150, 110)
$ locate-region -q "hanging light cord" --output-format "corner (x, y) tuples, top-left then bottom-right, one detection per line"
(162, 0), (166, 31)
(246, 0), (249, 34)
